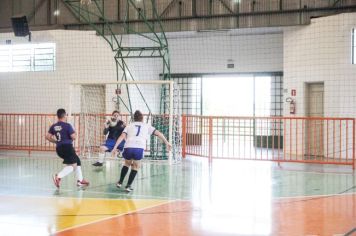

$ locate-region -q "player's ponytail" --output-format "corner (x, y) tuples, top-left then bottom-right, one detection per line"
(134, 110), (143, 122)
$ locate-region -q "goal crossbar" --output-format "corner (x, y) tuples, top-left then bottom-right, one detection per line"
(70, 80), (174, 86)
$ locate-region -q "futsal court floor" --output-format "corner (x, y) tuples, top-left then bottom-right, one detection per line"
(0, 151), (355, 236)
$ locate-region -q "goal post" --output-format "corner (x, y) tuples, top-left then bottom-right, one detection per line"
(68, 80), (182, 163)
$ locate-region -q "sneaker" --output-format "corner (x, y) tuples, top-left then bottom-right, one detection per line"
(52, 174), (61, 188)
(125, 186), (133, 192)
(116, 182), (122, 188)
(77, 179), (90, 187)
(92, 162), (103, 167)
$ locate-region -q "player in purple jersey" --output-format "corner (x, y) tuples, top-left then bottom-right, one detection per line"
(46, 108), (89, 188)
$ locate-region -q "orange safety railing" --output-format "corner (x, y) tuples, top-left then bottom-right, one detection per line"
(0, 113), (355, 168)
(182, 115), (355, 168)
(0, 114), (58, 152)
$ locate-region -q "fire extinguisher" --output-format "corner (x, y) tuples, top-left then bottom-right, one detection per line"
(286, 97), (296, 114)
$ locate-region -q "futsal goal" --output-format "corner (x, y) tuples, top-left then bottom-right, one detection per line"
(69, 80), (182, 163)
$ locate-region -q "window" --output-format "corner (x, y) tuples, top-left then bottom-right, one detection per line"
(0, 43), (55, 72)
(175, 76), (202, 115)
(353, 29), (356, 64)
(168, 75), (202, 115)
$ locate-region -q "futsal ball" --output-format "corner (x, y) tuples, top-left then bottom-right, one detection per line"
(109, 120), (118, 127)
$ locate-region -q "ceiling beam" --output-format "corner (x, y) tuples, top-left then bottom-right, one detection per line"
(28, 0), (48, 23)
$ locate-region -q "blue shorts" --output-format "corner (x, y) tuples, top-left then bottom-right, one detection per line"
(122, 148), (144, 160)
(104, 139), (125, 152)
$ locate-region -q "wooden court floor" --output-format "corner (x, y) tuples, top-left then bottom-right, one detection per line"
(0, 153), (355, 236)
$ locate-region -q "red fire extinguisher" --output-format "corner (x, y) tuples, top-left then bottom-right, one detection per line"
(286, 97), (296, 114)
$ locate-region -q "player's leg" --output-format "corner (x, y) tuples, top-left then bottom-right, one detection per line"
(117, 148), (132, 188)
(93, 143), (109, 166)
(53, 164), (74, 188)
(125, 148), (144, 192)
(75, 156), (89, 186)
(116, 140), (126, 158)
(53, 145), (76, 188)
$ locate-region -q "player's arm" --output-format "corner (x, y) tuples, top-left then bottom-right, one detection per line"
(45, 133), (57, 144)
(111, 132), (127, 156)
(46, 126), (57, 144)
(112, 133), (127, 151)
(153, 130), (172, 151)
(103, 120), (110, 135)
(69, 125), (76, 140)
(70, 132), (77, 140)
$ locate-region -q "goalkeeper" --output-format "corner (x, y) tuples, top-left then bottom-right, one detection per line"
(92, 110), (126, 167)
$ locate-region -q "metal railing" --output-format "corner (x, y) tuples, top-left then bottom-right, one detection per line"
(182, 115), (355, 168)
(0, 113), (354, 168)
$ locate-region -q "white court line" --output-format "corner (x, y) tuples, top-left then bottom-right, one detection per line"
(0, 192), (178, 202)
(274, 168), (354, 175)
(274, 191), (356, 200)
(0, 184), (181, 201)
(82, 189), (180, 200)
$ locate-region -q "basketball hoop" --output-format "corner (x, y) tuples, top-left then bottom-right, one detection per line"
(112, 96), (118, 103)
(80, 0), (92, 5)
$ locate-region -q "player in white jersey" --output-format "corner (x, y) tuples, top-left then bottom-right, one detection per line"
(112, 110), (171, 192)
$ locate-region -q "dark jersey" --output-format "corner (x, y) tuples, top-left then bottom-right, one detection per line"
(48, 121), (75, 147)
(105, 120), (125, 140)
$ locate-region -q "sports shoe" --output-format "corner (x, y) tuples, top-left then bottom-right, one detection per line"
(52, 174), (61, 188)
(92, 162), (103, 167)
(125, 186), (133, 192)
(77, 179), (90, 187)
(116, 182), (122, 188)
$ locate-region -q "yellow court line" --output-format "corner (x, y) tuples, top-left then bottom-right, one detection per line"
(0, 195), (173, 234)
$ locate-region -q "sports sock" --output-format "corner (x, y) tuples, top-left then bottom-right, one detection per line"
(98, 153), (105, 163)
(119, 165), (129, 184)
(127, 170), (138, 187)
(75, 166), (83, 182)
(58, 166), (74, 178)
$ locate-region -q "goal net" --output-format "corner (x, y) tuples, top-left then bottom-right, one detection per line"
(69, 80), (181, 162)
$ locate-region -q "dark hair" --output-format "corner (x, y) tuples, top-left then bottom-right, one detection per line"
(133, 110), (143, 122)
(112, 110), (120, 115)
(57, 108), (66, 119)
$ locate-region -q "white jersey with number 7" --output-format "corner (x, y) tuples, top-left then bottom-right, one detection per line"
(123, 122), (156, 149)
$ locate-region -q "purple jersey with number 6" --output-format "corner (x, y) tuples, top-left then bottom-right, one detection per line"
(48, 121), (75, 147)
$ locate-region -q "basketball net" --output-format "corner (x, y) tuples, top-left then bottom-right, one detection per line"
(80, 0), (92, 5)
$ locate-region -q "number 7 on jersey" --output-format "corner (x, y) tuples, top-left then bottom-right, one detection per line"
(135, 125), (141, 136)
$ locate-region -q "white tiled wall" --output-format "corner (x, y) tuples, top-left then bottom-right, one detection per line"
(0, 28), (283, 114)
(284, 12), (356, 118)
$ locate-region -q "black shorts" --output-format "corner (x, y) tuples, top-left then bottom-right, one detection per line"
(56, 144), (81, 165)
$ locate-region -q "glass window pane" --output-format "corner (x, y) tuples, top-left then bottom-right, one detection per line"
(0, 43), (55, 72)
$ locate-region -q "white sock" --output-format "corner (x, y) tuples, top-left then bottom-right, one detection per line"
(98, 153), (105, 163)
(57, 166), (74, 179)
(76, 166), (83, 182)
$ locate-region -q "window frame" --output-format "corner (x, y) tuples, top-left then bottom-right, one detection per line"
(352, 28), (355, 64)
(0, 43), (56, 72)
